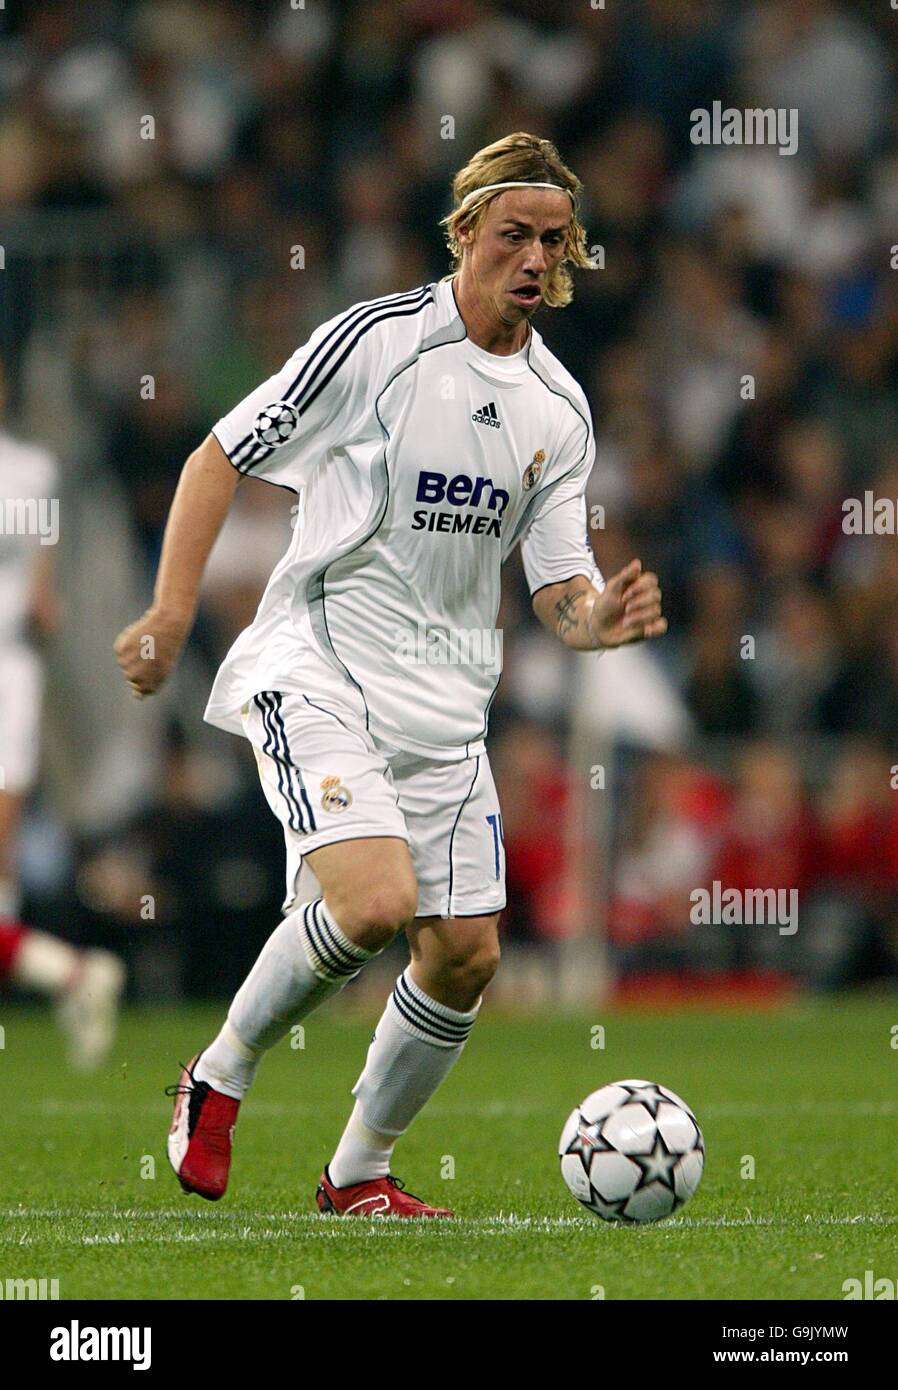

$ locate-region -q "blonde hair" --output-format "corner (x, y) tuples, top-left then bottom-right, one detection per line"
(440, 132), (594, 309)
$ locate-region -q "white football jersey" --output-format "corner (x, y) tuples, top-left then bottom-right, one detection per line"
(0, 431), (58, 650)
(206, 278), (602, 759)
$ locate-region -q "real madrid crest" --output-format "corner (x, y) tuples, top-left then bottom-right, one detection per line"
(523, 449), (545, 490)
(320, 775), (352, 813)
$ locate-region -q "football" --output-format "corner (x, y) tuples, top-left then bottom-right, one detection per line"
(559, 1079), (704, 1223)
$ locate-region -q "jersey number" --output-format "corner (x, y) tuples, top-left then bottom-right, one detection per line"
(485, 813), (505, 880)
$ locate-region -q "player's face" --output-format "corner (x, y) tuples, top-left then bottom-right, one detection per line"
(464, 188), (572, 325)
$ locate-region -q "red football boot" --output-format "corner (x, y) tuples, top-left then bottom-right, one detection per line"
(166, 1054), (239, 1201)
(316, 1165), (454, 1218)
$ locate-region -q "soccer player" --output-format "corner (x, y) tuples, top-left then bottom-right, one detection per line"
(0, 365), (125, 1068)
(115, 133), (665, 1216)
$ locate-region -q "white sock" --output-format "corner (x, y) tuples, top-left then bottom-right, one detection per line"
(330, 968), (480, 1183)
(196, 899), (373, 1100)
(193, 1021), (258, 1100)
(13, 929), (80, 995)
(328, 1102), (395, 1188)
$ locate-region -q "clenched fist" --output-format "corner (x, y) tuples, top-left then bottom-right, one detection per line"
(588, 559), (666, 648)
(114, 607), (190, 698)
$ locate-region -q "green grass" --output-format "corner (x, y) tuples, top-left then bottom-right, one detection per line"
(1, 996), (896, 1300)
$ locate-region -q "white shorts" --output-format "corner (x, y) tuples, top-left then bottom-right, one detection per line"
(240, 690), (506, 920)
(0, 645), (43, 795)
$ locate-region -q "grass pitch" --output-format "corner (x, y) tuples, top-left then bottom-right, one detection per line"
(1, 996), (895, 1300)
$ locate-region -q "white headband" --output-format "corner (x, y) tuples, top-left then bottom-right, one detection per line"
(457, 180), (575, 212)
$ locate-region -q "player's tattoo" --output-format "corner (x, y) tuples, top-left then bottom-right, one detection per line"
(554, 586), (586, 639)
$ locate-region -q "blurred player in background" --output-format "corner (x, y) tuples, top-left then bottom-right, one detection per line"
(0, 363), (125, 1069)
(116, 134), (665, 1215)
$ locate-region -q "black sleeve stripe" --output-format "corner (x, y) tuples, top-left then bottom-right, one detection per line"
(229, 286), (434, 472)
(283, 287), (432, 415)
(229, 284), (430, 465)
(235, 294), (434, 474)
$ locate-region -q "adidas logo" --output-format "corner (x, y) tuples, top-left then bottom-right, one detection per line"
(472, 401), (501, 429)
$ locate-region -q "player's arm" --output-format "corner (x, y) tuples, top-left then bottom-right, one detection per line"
(115, 301), (378, 697)
(28, 544), (62, 639)
(114, 433), (240, 697)
(532, 560), (666, 651)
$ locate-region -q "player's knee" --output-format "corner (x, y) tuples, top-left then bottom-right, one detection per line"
(444, 942), (501, 1007)
(333, 881), (418, 952)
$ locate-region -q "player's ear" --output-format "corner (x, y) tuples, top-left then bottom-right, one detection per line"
(457, 218), (476, 250)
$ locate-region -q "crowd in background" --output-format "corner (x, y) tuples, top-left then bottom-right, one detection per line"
(2, 0), (897, 992)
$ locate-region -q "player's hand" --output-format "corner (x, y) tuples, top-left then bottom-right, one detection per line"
(114, 607), (190, 699)
(588, 559), (667, 648)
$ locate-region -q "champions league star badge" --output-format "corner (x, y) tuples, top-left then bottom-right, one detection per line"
(523, 449), (545, 490)
(320, 776), (352, 813)
(253, 400), (300, 448)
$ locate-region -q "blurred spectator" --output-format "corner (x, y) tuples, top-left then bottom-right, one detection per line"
(75, 724), (285, 997)
(611, 753), (727, 949)
(490, 721), (572, 943)
(741, 0), (891, 165)
(715, 741), (820, 900)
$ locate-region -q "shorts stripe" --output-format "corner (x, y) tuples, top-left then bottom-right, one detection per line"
(446, 756), (481, 912)
(255, 693), (298, 831)
(255, 692), (316, 834)
(270, 694), (317, 831)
